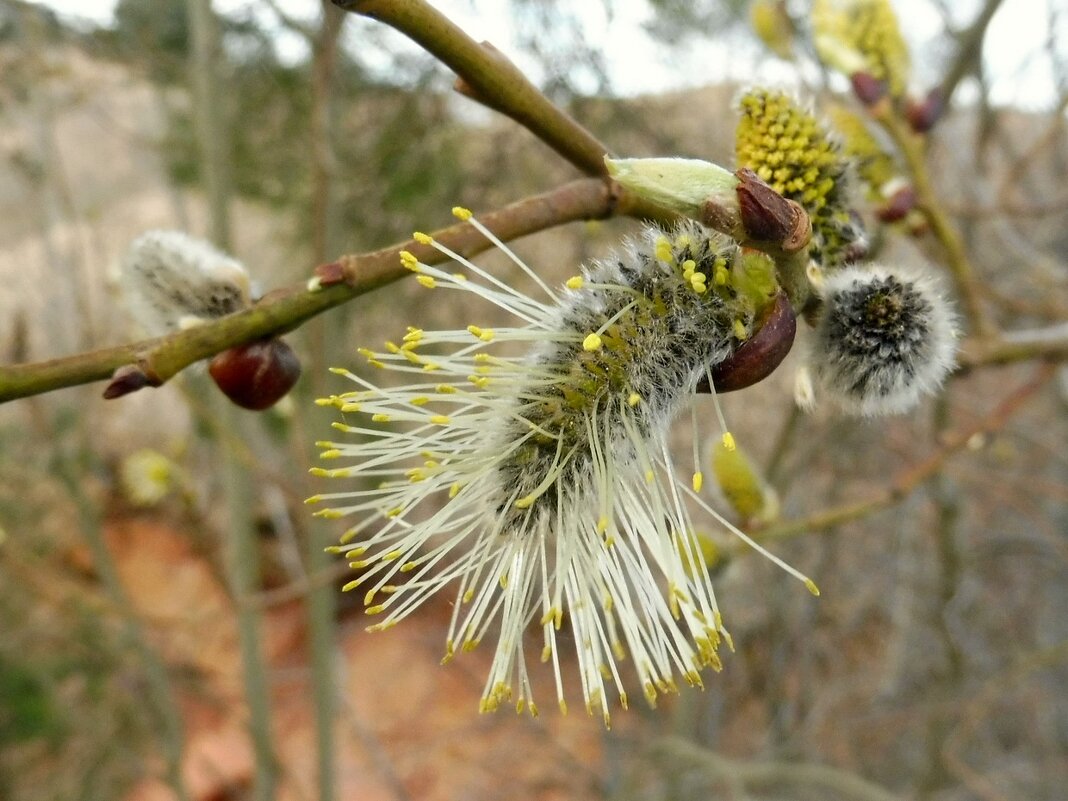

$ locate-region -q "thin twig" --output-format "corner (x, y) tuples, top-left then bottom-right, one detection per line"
(754, 363), (1056, 542)
(874, 106), (993, 337)
(0, 178), (617, 403)
(331, 0), (608, 177)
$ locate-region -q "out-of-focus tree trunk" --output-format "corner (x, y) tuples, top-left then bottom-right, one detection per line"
(186, 0), (232, 249)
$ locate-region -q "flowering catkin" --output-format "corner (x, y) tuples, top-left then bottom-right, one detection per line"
(311, 213), (817, 723)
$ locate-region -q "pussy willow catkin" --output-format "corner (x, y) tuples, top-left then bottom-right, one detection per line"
(309, 212), (817, 724)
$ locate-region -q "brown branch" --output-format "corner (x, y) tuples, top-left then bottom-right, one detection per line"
(938, 0), (1006, 107)
(874, 106), (994, 337)
(0, 178), (617, 403)
(754, 363), (1056, 542)
(957, 323), (1068, 371)
(331, 0), (609, 177)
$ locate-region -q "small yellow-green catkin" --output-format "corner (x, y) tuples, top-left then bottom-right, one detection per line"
(735, 89), (863, 271)
(812, 0), (910, 97)
(749, 0), (794, 60)
(711, 439), (772, 522)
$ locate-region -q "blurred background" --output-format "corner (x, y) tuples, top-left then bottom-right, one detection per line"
(0, 1), (1066, 799)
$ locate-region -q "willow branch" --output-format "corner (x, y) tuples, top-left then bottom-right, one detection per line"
(754, 362), (1055, 543)
(938, 0), (1006, 107)
(874, 106), (994, 337)
(651, 736), (904, 801)
(329, 0), (675, 226)
(0, 178), (619, 403)
(332, 0), (607, 176)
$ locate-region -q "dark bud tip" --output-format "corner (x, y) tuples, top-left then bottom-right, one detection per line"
(314, 261), (348, 287)
(103, 364), (160, 399)
(209, 338), (302, 411)
(735, 169), (810, 252)
(877, 186), (916, 223)
(905, 88), (944, 133)
(850, 72), (888, 106)
(698, 292), (797, 393)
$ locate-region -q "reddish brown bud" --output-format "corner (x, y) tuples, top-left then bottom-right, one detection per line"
(877, 185), (916, 223)
(697, 292), (797, 393)
(905, 88), (944, 133)
(850, 72), (888, 106)
(209, 337), (302, 410)
(732, 169), (810, 252)
(314, 260), (348, 287)
(103, 364), (161, 399)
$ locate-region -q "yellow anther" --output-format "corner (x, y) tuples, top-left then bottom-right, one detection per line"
(357, 347), (374, 359)
(627, 392), (641, 407)
(416, 275), (436, 289)
(434, 384), (456, 394)
(451, 272), (468, 282)
(583, 333), (603, 351)
(690, 271), (706, 284)
(655, 237), (674, 264)
(412, 231), (433, 245)
(468, 375), (489, 389)
(499, 573), (508, 589)
(452, 206), (473, 220)
(467, 324), (483, 338)
(403, 328), (423, 342)
(645, 469), (655, 483)
(479, 329), (495, 342)
(681, 258), (696, 275)
(714, 265), (729, 286)
(410, 396), (429, 406)
(365, 604), (386, 615)
(383, 549), (403, 561)
(692, 472), (704, 492)
(319, 449), (341, 460)
(722, 432), (736, 451)
(733, 319), (749, 340)
(805, 578), (821, 596)
(597, 515), (609, 534)
(566, 275), (584, 289)
(371, 414), (391, 423)
(386, 507), (403, 518)
(385, 341), (400, 353)
(368, 359), (385, 369)
(305, 495), (322, 505)
(340, 402), (361, 412)
(430, 415), (450, 425)
(515, 494), (536, 509)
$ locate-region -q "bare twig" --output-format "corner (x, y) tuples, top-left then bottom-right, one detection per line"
(0, 178), (619, 403)
(330, 0), (608, 177)
(754, 363), (1056, 542)
(874, 106), (993, 337)
(938, 0), (1006, 107)
(651, 735), (904, 801)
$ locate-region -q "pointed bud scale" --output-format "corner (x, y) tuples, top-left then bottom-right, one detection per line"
(905, 88), (944, 134)
(698, 292), (796, 393)
(209, 337), (302, 410)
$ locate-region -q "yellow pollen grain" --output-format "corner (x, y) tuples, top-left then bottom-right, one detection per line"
(733, 319), (749, 340)
(583, 333), (603, 351)
(410, 396), (429, 406)
(722, 432), (736, 451)
(692, 472), (704, 492)
(430, 415), (450, 425)
(449, 482), (463, 498)
(467, 324), (483, 338)
(628, 392), (641, 407)
(416, 275), (436, 289)
(435, 384), (456, 393)
(645, 469), (655, 483)
(566, 275), (584, 289)
(452, 206), (473, 220)
(681, 259), (696, 275)
(371, 414), (392, 423)
(412, 231), (433, 245)
(597, 515), (609, 534)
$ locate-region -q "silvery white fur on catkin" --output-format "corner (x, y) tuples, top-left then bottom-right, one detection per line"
(121, 230), (250, 336)
(808, 263), (958, 416)
(493, 222), (745, 527)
